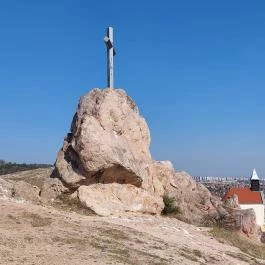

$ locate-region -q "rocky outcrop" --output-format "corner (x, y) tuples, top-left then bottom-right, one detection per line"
(151, 161), (218, 223)
(0, 168), (66, 204)
(0, 178), (13, 200)
(221, 206), (259, 237)
(221, 197), (259, 237)
(40, 178), (67, 202)
(0, 177), (41, 203)
(12, 181), (41, 203)
(223, 194), (240, 208)
(52, 88), (221, 220)
(54, 88), (151, 189)
(78, 183), (164, 216)
(144, 161), (176, 197)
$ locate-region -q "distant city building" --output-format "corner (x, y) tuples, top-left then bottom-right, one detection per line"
(223, 169), (264, 226)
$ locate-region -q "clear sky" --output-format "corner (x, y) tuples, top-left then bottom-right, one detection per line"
(0, 0), (265, 177)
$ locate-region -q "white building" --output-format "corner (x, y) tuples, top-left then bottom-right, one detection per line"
(223, 169), (264, 226)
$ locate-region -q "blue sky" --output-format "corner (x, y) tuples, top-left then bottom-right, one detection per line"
(0, 0), (265, 177)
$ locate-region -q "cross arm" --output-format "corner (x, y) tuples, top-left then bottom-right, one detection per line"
(104, 37), (113, 49)
(104, 37), (116, 56)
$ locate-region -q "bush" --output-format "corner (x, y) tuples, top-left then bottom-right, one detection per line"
(162, 195), (180, 215)
(202, 213), (226, 227)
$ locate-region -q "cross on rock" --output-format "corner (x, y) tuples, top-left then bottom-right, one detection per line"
(104, 27), (116, 88)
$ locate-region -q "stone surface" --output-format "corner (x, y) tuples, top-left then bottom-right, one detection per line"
(241, 208), (258, 237)
(162, 169), (217, 224)
(147, 160), (177, 197)
(224, 194), (240, 208)
(40, 178), (68, 201)
(12, 181), (41, 203)
(0, 178), (13, 200)
(222, 195), (258, 237)
(149, 160), (218, 224)
(0, 168), (66, 203)
(54, 88), (151, 188)
(221, 206), (259, 237)
(78, 183), (164, 216)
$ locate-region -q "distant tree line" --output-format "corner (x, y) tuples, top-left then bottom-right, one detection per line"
(0, 160), (52, 175)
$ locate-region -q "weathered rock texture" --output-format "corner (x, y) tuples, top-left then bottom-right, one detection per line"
(221, 206), (259, 237)
(221, 197), (259, 237)
(151, 161), (218, 224)
(12, 181), (41, 203)
(0, 178), (13, 200)
(223, 194), (240, 209)
(0, 168), (65, 203)
(78, 183), (163, 216)
(0, 177), (41, 203)
(54, 88), (151, 189)
(53, 88), (220, 220)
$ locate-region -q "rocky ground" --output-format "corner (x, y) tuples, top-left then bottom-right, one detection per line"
(1, 198), (264, 265)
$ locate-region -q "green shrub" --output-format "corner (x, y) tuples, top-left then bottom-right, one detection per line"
(162, 195), (180, 215)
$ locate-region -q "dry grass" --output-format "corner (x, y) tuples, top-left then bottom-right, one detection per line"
(211, 226), (265, 261)
(90, 227), (171, 265)
(225, 251), (262, 265)
(22, 212), (52, 227)
(52, 193), (95, 216)
(179, 247), (204, 263)
(192, 249), (202, 258)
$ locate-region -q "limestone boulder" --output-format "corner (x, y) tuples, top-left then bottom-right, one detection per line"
(171, 174), (216, 224)
(12, 181), (41, 203)
(40, 178), (68, 202)
(153, 165), (218, 224)
(147, 160), (177, 196)
(241, 208), (258, 237)
(78, 183), (164, 216)
(51, 87), (222, 221)
(54, 88), (151, 189)
(221, 206), (259, 237)
(0, 178), (41, 203)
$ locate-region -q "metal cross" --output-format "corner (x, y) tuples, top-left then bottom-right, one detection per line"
(104, 27), (116, 88)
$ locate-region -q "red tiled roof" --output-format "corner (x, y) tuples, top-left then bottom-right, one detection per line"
(223, 187), (263, 204)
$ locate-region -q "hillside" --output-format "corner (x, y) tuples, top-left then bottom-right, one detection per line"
(0, 167), (53, 189)
(1, 170), (265, 265)
(1, 199), (264, 265)
(0, 161), (52, 176)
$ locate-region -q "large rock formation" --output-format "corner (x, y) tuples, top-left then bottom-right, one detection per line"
(222, 197), (259, 237)
(54, 88), (151, 189)
(52, 88), (219, 220)
(150, 160), (218, 223)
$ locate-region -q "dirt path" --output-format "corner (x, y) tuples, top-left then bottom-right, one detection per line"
(0, 199), (263, 265)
